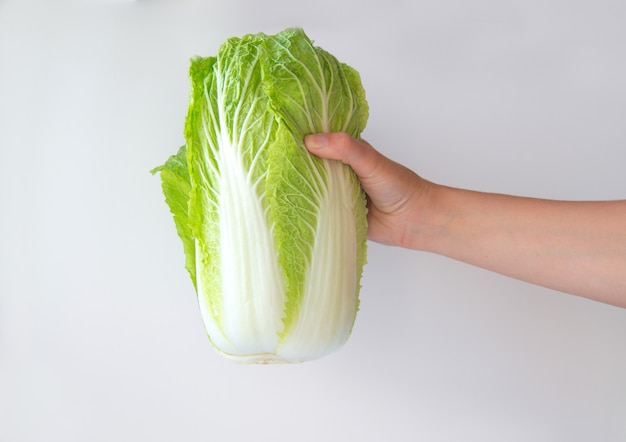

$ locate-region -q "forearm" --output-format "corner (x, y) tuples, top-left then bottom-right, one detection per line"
(410, 185), (626, 307)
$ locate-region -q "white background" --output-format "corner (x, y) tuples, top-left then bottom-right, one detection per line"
(1, 1), (625, 441)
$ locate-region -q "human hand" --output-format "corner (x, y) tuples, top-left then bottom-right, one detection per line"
(304, 132), (433, 248)
(304, 133), (626, 305)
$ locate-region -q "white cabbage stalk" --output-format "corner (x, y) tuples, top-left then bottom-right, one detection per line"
(153, 28), (368, 363)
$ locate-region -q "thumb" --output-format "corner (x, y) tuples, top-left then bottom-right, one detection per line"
(304, 132), (380, 179)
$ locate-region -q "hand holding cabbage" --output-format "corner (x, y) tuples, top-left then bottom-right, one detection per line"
(305, 133), (626, 307)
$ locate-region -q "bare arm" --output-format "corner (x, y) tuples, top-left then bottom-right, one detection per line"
(305, 133), (626, 307)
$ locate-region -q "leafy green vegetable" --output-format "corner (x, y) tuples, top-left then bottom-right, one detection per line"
(153, 28), (368, 363)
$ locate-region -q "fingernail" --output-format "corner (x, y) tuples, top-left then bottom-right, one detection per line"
(304, 134), (328, 149)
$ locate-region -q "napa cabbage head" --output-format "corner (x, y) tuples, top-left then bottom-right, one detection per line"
(153, 28), (368, 363)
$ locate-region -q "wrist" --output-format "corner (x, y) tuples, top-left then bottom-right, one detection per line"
(401, 180), (452, 252)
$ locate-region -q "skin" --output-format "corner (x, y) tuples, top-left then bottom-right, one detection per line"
(304, 132), (626, 308)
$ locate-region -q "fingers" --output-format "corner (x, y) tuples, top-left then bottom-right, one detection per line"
(304, 133), (381, 179)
